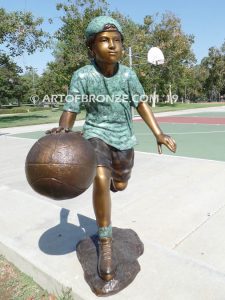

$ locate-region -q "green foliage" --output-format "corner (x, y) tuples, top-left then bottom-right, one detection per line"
(40, 2), (196, 100)
(39, 0), (110, 95)
(19, 67), (42, 103)
(0, 54), (23, 106)
(200, 43), (225, 99)
(0, 7), (49, 57)
(136, 12), (196, 97)
(0, 56), (42, 107)
(57, 287), (73, 300)
(1, 1), (224, 105)
(0, 7), (50, 107)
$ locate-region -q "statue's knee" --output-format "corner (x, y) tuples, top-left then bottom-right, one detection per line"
(94, 167), (111, 184)
(113, 181), (128, 191)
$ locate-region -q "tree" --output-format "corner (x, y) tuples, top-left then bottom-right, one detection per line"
(19, 68), (40, 104)
(201, 43), (225, 100)
(39, 2), (197, 104)
(0, 7), (49, 105)
(0, 54), (23, 107)
(0, 8), (49, 57)
(185, 65), (209, 101)
(42, 0), (109, 90)
(139, 12), (196, 101)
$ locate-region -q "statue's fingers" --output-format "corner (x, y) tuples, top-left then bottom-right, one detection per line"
(168, 139), (174, 148)
(157, 143), (162, 154)
(170, 138), (177, 152)
(172, 137), (176, 144)
(56, 127), (63, 133)
(45, 128), (56, 134)
(168, 139), (176, 152)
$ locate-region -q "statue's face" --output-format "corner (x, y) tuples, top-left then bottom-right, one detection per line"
(92, 31), (123, 64)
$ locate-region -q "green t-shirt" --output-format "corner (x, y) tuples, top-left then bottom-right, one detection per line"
(64, 62), (145, 150)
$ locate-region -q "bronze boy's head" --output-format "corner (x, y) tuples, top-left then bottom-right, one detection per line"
(85, 16), (124, 63)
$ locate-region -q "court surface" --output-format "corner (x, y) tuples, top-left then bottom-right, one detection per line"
(10, 110), (225, 162)
(1, 106), (225, 300)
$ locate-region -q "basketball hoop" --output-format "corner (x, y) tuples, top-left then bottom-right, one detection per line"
(147, 47), (165, 65)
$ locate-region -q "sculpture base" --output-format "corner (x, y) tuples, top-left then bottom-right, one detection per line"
(76, 227), (144, 296)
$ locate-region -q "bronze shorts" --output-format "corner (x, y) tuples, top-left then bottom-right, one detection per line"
(88, 137), (134, 182)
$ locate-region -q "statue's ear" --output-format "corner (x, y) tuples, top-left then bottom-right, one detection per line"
(88, 47), (95, 59)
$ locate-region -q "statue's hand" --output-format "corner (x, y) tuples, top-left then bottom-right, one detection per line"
(45, 126), (71, 134)
(156, 133), (176, 154)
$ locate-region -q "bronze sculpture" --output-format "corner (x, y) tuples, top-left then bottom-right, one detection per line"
(46, 15), (176, 294)
(25, 132), (97, 200)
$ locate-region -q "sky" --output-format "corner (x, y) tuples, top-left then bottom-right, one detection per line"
(1, 0), (224, 74)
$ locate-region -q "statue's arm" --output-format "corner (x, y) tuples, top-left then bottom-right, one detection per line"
(46, 111), (77, 134)
(137, 101), (176, 154)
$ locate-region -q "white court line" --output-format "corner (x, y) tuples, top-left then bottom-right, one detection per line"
(7, 130), (225, 140)
(135, 150), (225, 165)
(136, 130), (225, 135)
(4, 136), (225, 164)
(133, 117), (225, 126)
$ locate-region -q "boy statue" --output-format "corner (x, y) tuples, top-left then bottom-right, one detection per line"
(47, 16), (176, 282)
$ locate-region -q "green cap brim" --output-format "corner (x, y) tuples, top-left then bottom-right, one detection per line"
(85, 16), (123, 39)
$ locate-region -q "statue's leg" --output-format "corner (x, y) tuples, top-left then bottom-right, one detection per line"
(89, 138), (134, 281)
(110, 179), (128, 192)
(110, 148), (134, 192)
(93, 166), (115, 281)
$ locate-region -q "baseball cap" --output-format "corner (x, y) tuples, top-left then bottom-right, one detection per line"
(85, 16), (123, 39)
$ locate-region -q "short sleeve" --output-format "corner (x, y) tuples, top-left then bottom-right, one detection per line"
(128, 70), (146, 108)
(63, 70), (86, 113)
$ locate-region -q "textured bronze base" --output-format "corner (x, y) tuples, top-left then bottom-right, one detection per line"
(76, 227), (144, 297)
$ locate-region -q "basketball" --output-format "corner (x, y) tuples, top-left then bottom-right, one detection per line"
(25, 132), (97, 200)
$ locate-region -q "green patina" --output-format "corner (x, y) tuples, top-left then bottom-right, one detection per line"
(98, 224), (112, 238)
(85, 16), (123, 38)
(64, 62), (145, 150)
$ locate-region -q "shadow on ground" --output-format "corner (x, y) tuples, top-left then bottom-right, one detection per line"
(38, 209), (97, 255)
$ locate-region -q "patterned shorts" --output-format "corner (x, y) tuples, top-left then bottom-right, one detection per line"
(88, 137), (134, 182)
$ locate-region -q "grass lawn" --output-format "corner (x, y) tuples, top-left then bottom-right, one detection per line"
(0, 102), (225, 128)
(0, 255), (51, 299)
(0, 255), (73, 300)
(0, 108), (86, 128)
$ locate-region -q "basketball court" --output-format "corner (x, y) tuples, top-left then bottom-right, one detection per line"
(1, 106), (225, 299)
(9, 109), (225, 162)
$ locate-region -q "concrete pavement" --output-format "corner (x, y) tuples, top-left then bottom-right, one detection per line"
(1, 106), (225, 299)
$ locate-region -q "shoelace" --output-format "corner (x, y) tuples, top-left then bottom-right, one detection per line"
(100, 241), (112, 261)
